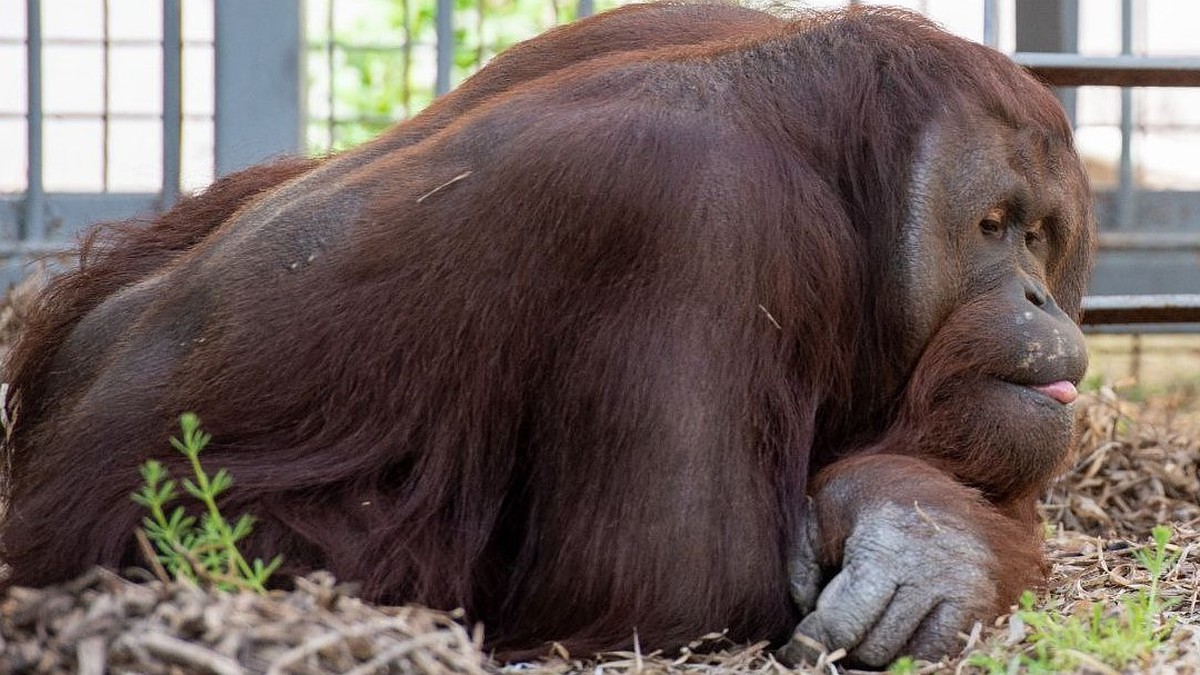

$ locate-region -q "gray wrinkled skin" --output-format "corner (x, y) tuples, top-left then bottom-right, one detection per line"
(779, 502), (996, 668)
(787, 498), (823, 615)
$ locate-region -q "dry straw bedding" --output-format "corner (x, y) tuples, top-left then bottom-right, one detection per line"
(0, 365), (1198, 673)
(1, 389), (1197, 673)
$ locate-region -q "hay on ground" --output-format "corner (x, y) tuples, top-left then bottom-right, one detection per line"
(1, 389), (1198, 673)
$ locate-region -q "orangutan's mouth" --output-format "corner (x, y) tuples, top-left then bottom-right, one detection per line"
(1025, 380), (1079, 405)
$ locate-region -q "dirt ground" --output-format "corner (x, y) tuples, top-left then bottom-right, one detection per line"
(1087, 334), (1200, 398)
(1, 271), (1198, 674)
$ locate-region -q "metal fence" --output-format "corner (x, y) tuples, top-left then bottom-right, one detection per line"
(305, 0), (608, 151)
(0, 0), (301, 280)
(1, 0), (1199, 327)
(0, 0), (194, 261)
(1015, 50), (1200, 329)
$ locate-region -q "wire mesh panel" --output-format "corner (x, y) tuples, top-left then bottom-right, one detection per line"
(2, 0), (1199, 327)
(1014, 0), (1200, 328)
(0, 0), (217, 281)
(0, 0), (303, 285)
(305, 0), (619, 153)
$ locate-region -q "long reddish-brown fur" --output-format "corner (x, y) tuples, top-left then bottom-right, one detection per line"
(1, 4), (1090, 659)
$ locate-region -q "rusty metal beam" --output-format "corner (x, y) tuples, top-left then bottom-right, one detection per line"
(1081, 294), (1200, 325)
(1015, 53), (1200, 87)
(1098, 231), (1200, 250)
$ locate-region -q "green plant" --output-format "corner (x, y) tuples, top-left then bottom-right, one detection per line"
(131, 413), (282, 593)
(1132, 524), (1178, 636)
(1079, 371), (1105, 393)
(967, 525), (1178, 673)
(887, 655), (918, 674)
(307, 0), (634, 152)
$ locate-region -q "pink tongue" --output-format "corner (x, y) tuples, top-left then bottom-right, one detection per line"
(1032, 380), (1078, 404)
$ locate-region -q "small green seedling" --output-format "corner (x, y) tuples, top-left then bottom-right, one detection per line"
(131, 412), (282, 593)
(887, 655), (919, 674)
(1133, 524), (1177, 635)
(968, 525), (1178, 673)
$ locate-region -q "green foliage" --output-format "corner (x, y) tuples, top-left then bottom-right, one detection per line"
(887, 655), (919, 674)
(1117, 383), (1149, 404)
(307, 0), (633, 152)
(1079, 371), (1105, 393)
(131, 413), (282, 593)
(967, 525), (1178, 673)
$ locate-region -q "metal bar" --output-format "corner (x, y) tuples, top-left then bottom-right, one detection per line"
(401, 0), (411, 115)
(102, 0), (110, 191)
(1116, 0), (1134, 230)
(475, 0), (484, 72)
(0, 111), (201, 121)
(983, 0), (999, 49)
(0, 193), (161, 236)
(0, 36), (210, 47)
(1014, 54), (1200, 87)
(23, 0), (44, 242)
(435, 0), (453, 96)
(1014, 1), (1078, 128)
(1058, 0), (1079, 127)
(1081, 294), (1200, 325)
(578, 0), (594, 18)
(0, 241), (78, 255)
(320, 41), (412, 52)
(326, 0), (335, 146)
(1084, 323), (1200, 335)
(214, 0), (303, 176)
(161, 0), (182, 207)
(1099, 231), (1200, 250)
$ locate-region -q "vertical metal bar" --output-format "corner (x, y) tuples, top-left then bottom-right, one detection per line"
(435, 0), (453, 96)
(214, 0), (303, 176)
(475, 0), (484, 69)
(1058, 0), (1079, 128)
(401, 0), (411, 115)
(161, 0), (182, 207)
(1117, 0), (1135, 230)
(1015, 1), (1078, 125)
(1129, 333), (1142, 380)
(326, 0), (335, 148)
(102, 0), (110, 191)
(578, 0), (594, 18)
(24, 0), (44, 242)
(983, 0), (999, 49)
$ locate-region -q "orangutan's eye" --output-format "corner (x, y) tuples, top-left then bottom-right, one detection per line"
(979, 207), (1006, 238)
(1025, 221), (1047, 247)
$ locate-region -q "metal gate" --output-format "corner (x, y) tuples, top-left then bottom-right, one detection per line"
(1, 0), (1198, 328)
(0, 0), (302, 281)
